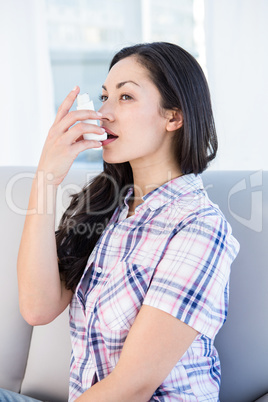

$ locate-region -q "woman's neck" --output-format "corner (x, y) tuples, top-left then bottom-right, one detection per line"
(127, 159), (182, 215)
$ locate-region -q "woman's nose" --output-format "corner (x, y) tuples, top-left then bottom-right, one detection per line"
(98, 102), (115, 123)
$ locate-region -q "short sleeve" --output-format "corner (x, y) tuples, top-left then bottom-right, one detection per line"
(143, 212), (240, 339)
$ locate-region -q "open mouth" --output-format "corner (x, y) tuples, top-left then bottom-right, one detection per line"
(107, 133), (118, 139)
(101, 130), (118, 145)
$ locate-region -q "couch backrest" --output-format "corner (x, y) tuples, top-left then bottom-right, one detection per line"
(0, 167), (34, 393)
(0, 167), (267, 402)
(202, 170), (268, 402)
(0, 167), (73, 401)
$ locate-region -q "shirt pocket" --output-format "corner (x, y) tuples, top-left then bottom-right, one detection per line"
(94, 262), (155, 332)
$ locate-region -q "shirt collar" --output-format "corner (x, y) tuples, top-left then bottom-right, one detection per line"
(123, 173), (204, 212)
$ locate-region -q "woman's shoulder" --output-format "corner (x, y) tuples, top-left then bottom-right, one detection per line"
(165, 179), (240, 258)
(167, 175), (225, 225)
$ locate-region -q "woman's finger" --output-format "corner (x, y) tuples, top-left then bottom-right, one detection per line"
(62, 122), (106, 145)
(57, 109), (102, 134)
(53, 86), (80, 125)
(71, 139), (103, 158)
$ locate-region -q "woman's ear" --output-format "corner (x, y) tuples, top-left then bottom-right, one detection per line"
(165, 109), (183, 132)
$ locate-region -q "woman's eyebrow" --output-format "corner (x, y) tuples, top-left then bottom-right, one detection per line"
(102, 80), (140, 91)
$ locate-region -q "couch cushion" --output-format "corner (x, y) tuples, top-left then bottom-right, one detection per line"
(20, 309), (71, 402)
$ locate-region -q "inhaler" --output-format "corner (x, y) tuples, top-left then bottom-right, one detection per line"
(76, 93), (107, 141)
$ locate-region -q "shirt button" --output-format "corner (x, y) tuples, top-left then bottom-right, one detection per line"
(150, 200), (161, 210)
(96, 267), (102, 274)
(113, 228), (120, 238)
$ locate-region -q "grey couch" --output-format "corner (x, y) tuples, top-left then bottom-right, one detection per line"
(0, 167), (267, 402)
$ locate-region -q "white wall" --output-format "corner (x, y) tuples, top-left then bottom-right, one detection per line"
(204, 0), (268, 170)
(1, 0), (267, 170)
(0, 0), (55, 166)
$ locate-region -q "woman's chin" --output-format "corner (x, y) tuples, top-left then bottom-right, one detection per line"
(102, 151), (129, 165)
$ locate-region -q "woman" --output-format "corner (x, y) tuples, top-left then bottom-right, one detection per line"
(3, 42), (239, 401)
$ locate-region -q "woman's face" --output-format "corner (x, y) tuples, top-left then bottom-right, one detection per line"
(99, 56), (176, 169)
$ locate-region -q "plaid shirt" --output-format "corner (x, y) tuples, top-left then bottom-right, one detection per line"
(69, 174), (239, 401)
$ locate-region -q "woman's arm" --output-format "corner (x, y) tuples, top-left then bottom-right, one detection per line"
(17, 86), (104, 326)
(76, 304), (198, 402)
(17, 175), (73, 326)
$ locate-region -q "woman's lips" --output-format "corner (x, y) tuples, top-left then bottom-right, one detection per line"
(101, 128), (118, 146)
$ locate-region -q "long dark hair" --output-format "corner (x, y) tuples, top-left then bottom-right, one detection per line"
(57, 42), (218, 291)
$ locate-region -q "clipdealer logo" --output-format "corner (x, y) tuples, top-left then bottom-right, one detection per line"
(5, 170), (264, 233)
(227, 170), (263, 233)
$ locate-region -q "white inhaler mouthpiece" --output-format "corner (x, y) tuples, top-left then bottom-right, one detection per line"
(76, 93), (107, 141)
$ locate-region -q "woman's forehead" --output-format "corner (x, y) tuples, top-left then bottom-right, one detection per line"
(104, 56), (150, 87)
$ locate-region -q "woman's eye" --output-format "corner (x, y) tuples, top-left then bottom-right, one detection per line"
(99, 94), (133, 102)
(99, 94), (108, 102)
(121, 94), (132, 101)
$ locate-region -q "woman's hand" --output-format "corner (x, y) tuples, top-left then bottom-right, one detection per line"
(38, 86), (104, 186)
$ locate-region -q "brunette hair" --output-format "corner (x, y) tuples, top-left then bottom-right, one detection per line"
(57, 42), (218, 290)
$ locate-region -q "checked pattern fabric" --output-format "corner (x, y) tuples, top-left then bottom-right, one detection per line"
(69, 174), (239, 401)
